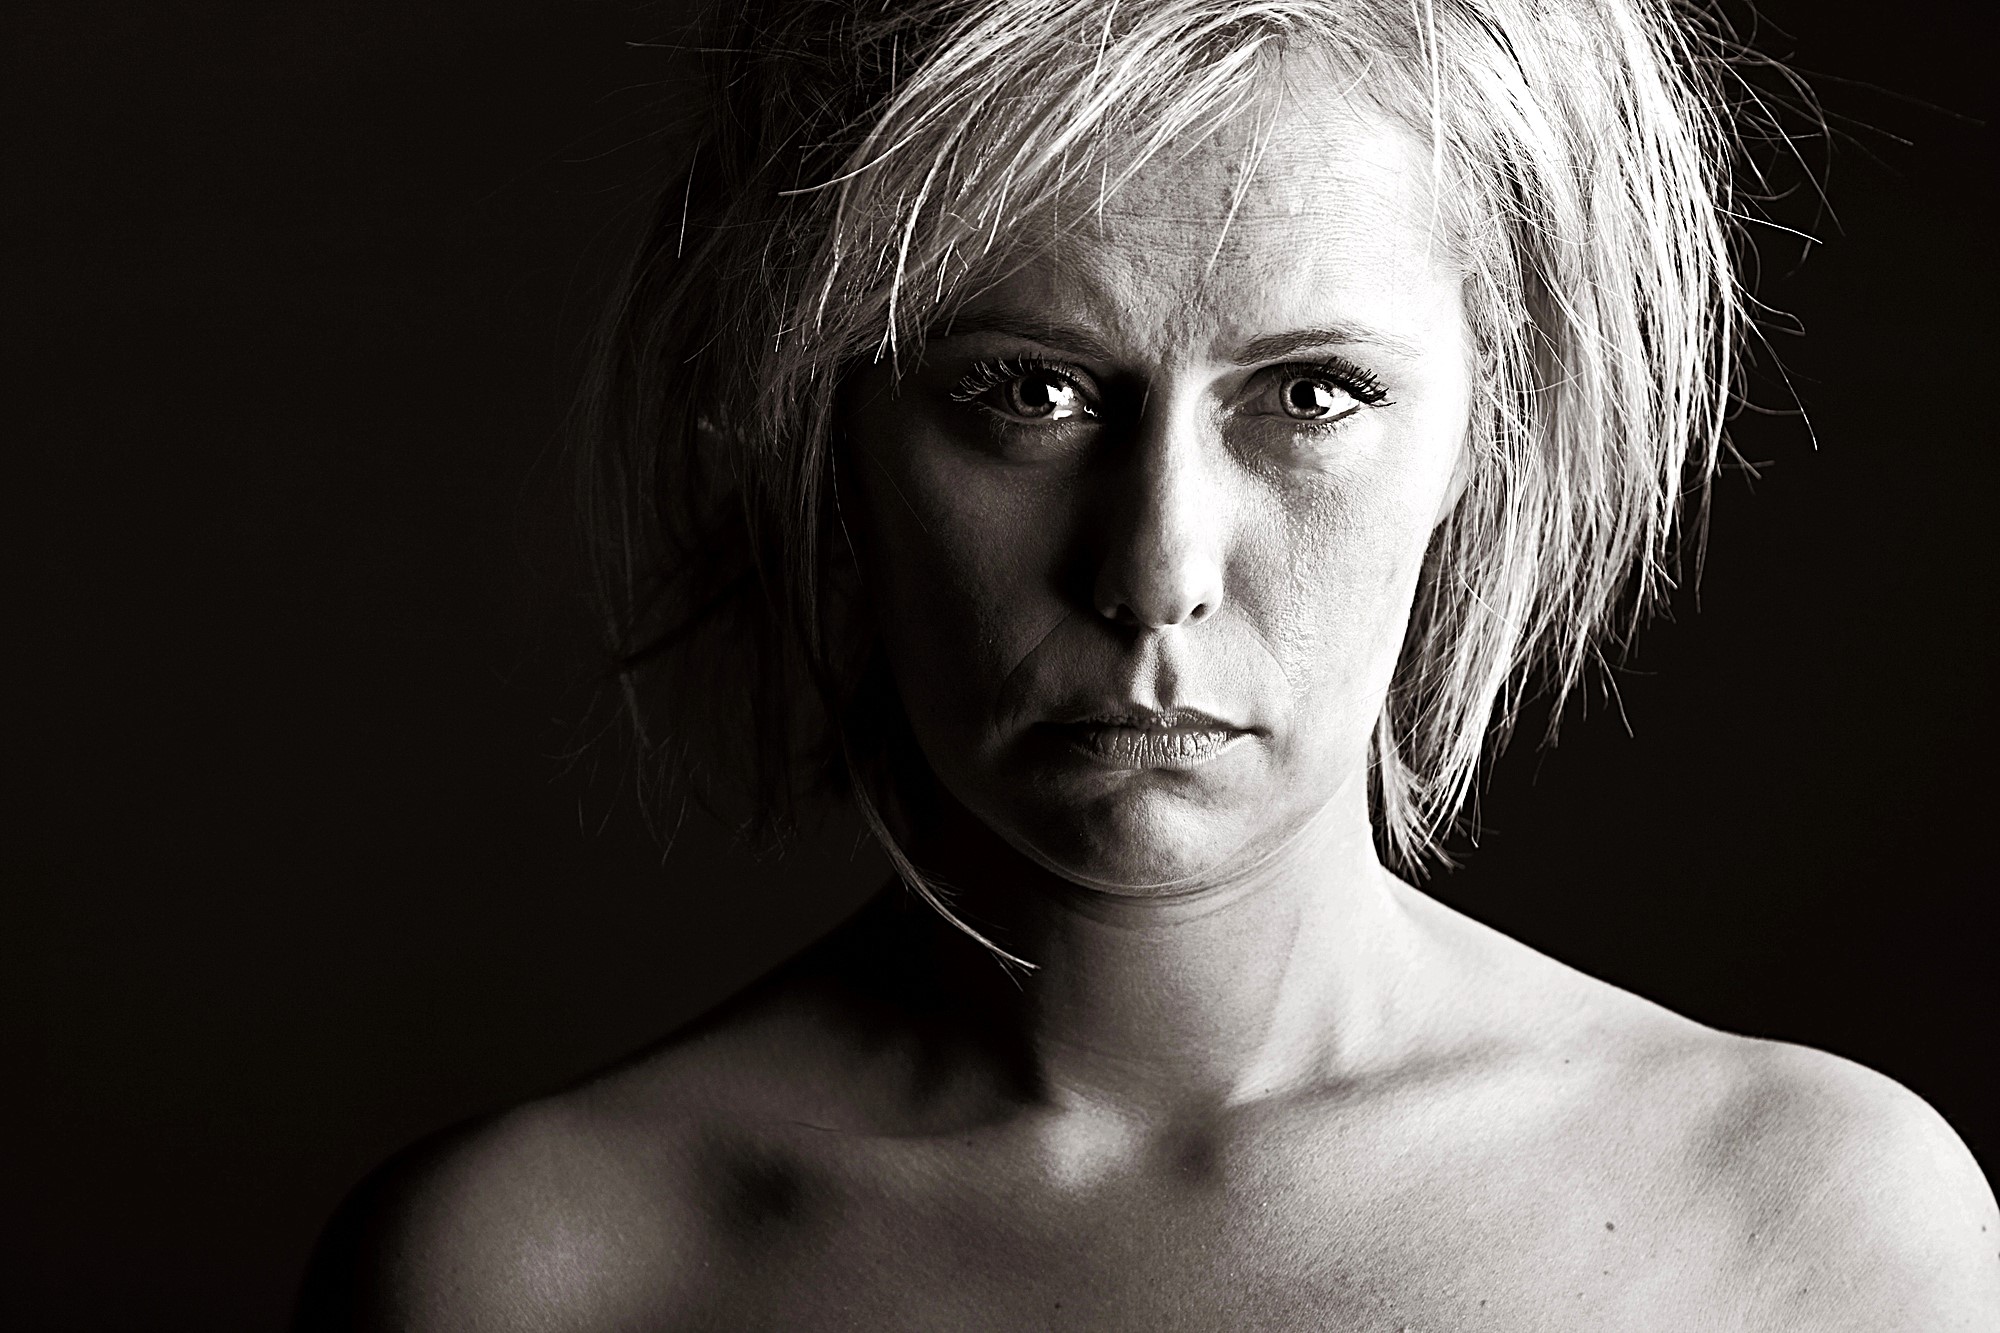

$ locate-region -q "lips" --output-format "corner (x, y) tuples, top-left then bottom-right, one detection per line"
(1042, 706), (1251, 770)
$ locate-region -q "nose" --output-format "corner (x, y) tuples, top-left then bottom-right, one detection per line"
(1092, 408), (1227, 630)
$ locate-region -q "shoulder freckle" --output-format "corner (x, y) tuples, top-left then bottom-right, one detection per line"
(1696, 1042), (2000, 1326)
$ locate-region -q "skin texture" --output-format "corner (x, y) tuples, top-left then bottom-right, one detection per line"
(297, 75), (2000, 1333)
(841, 81), (1472, 900)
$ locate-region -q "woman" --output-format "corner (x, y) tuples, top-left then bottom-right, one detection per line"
(301, 0), (1997, 1327)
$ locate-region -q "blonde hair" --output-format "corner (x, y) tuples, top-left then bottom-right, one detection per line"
(579, 0), (1745, 929)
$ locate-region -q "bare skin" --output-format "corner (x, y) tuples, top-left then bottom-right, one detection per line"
(300, 65), (1999, 1332)
(303, 879), (1998, 1332)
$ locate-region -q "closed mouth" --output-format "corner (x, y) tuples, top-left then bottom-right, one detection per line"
(1042, 708), (1252, 770)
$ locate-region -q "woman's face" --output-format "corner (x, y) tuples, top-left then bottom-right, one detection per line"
(842, 84), (1474, 893)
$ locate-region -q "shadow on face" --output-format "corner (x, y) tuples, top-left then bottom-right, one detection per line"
(841, 69), (1474, 896)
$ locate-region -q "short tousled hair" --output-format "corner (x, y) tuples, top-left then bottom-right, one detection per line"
(579, 0), (1748, 927)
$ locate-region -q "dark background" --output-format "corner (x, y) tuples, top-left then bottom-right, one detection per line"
(10, 1), (1992, 1327)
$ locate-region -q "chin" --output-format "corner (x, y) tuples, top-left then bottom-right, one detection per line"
(986, 784), (1270, 896)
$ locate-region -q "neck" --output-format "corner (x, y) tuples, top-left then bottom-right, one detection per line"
(921, 778), (1425, 1122)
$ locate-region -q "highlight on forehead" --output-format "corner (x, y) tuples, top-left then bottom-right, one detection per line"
(1076, 73), (1472, 290)
(801, 1), (1455, 367)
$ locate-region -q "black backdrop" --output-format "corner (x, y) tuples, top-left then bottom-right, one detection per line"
(11, 1), (1993, 1327)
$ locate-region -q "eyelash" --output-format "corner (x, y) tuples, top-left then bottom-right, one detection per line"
(1295, 355), (1392, 411)
(947, 354), (1392, 427)
(948, 354), (1091, 407)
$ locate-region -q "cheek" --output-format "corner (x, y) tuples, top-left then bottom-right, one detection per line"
(851, 432), (1070, 723)
(1249, 448), (1457, 720)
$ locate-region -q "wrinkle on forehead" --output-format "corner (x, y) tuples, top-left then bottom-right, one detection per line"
(1102, 72), (1448, 250)
(973, 66), (1465, 368)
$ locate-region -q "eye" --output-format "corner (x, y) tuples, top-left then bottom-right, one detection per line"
(951, 357), (1098, 424)
(996, 371), (1089, 421)
(1251, 360), (1391, 428)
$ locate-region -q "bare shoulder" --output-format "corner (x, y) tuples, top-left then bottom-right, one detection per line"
(1612, 1021), (2000, 1329)
(292, 918), (922, 1332)
(1405, 886), (1998, 1326)
(291, 1087), (711, 1332)
(1687, 1037), (2000, 1329)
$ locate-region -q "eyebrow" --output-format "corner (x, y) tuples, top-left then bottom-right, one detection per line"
(929, 310), (1426, 366)
(1228, 327), (1427, 365)
(927, 310), (1120, 363)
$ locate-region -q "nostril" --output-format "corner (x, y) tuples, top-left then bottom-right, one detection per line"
(1092, 548), (1225, 630)
(1097, 596), (1215, 630)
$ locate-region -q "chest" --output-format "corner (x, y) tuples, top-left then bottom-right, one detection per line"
(701, 1122), (1734, 1331)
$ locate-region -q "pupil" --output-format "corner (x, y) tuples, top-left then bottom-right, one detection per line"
(1288, 379), (1330, 417)
(1017, 376), (1058, 415)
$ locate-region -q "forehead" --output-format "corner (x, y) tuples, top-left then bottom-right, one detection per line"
(952, 69), (1463, 361)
